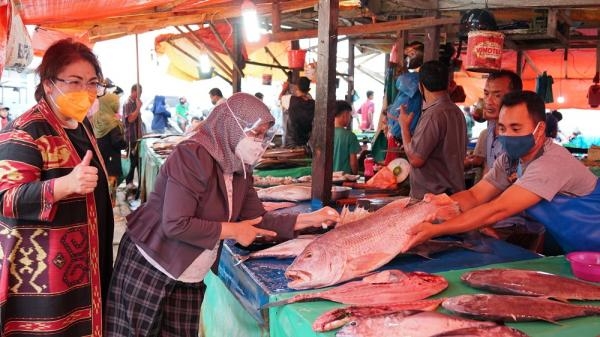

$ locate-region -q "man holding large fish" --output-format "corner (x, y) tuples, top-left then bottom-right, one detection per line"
(405, 90), (600, 254)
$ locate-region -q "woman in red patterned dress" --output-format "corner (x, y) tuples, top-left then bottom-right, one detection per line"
(0, 39), (112, 336)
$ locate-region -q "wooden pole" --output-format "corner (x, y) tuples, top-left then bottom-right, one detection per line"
(423, 10), (441, 62)
(346, 38), (355, 105)
(135, 34), (140, 88)
(311, 0), (339, 206)
(206, 23), (245, 77)
(232, 18), (243, 93)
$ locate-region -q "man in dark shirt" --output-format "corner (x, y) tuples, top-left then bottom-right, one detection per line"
(284, 77), (315, 147)
(123, 84), (143, 191)
(399, 60), (467, 199)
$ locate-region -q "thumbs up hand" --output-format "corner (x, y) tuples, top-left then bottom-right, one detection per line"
(69, 150), (98, 195)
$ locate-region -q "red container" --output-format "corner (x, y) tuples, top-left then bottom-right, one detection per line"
(287, 49), (307, 69)
(466, 30), (504, 73)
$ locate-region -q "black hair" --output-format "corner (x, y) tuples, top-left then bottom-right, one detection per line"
(488, 69), (523, 91)
(551, 110), (563, 122)
(297, 77), (311, 93)
(335, 100), (352, 117)
(191, 116), (202, 122)
(419, 60), (449, 92)
(545, 113), (558, 138)
(254, 92), (264, 100)
(407, 41), (424, 51)
(366, 90), (374, 98)
(500, 90), (546, 124)
(35, 38), (103, 102)
(130, 84), (142, 92)
(209, 88), (223, 97)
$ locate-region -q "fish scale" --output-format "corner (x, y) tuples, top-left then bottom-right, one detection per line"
(285, 196), (459, 289)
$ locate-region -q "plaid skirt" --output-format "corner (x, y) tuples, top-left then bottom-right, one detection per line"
(105, 233), (206, 337)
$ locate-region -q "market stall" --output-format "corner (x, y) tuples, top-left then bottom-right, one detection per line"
(201, 231), (541, 336)
(266, 256), (600, 337)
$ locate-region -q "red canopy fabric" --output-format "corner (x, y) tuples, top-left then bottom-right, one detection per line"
(455, 49), (599, 110)
(18, 0), (174, 25)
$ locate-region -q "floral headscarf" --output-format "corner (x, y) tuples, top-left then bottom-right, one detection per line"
(191, 92), (275, 174)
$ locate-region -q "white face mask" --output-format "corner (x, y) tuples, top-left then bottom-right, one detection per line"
(235, 136), (266, 166)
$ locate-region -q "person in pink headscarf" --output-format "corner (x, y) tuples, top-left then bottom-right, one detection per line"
(105, 92), (339, 336)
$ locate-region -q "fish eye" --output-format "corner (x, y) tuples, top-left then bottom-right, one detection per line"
(350, 321), (357, 326)
(305, 252), (312, 258)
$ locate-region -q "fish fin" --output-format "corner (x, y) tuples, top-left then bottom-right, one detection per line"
(548, 296), (570, 303)
(423, 193), (453, 205)
(388, 197), (411, 209)
(541, 318), (562, 325)
(459, 231), (494, 254)
(414, 252), (433, 259)
(346, 253), (390, 275)
(432, 203), (461, 222)
(233, 254), (249, 265)
(362, 269), (408, 283)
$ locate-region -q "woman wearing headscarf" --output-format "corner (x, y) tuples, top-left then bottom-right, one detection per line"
(92, 92), (127, 205)
(106, 93), (339, 336)
(0, 39), (112, 336)
(150, 95), (171, 133)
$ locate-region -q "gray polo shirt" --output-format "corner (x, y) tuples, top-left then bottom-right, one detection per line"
(473, 121), (504, 173)
(408, 94), (467, 199)
(485, 139), (597, 201)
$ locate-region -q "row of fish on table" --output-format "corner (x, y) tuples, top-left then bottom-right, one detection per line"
(268, 268), (600, 337)
(237, 192), (600, 336)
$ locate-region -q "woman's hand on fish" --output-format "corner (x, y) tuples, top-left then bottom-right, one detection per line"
(221, 216), (277, 247)
(402, 221), (440, 253)
(294, 206), (340, 231)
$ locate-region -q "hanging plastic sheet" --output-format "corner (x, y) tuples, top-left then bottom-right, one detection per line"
(0, 1), (10, 79)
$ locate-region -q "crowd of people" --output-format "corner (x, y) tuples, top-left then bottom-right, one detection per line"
(0, 36), (597, 336)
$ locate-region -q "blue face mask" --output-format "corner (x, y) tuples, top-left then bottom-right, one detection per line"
(498, 123), (540, 161)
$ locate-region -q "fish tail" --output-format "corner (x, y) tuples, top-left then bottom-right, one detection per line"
(584, 305), (600, 316)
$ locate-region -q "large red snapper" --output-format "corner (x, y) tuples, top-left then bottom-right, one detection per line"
(285, 194), (459, 289)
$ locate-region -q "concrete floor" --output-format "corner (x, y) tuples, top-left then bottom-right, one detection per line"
(112, 184), (134, 260)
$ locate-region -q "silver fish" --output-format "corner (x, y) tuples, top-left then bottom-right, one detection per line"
(312, 298), (443, 332)
(256, 184), (311, 201)
(461, 268), (600, 301)
(442, 294), (600, 323)
(235, 235), (318, 263)
(336, 310), (497, 337)
(430, 326), (530, 337)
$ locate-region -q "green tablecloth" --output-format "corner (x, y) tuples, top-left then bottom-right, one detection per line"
(139, 139), (313, 198)
(267, 256), (600, 337)
(138, 138), (166, 201)
(254, 165), (312, 178)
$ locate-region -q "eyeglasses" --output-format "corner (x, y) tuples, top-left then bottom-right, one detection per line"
(246, 124), (279, 148)
(54, 77), (106, 96)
